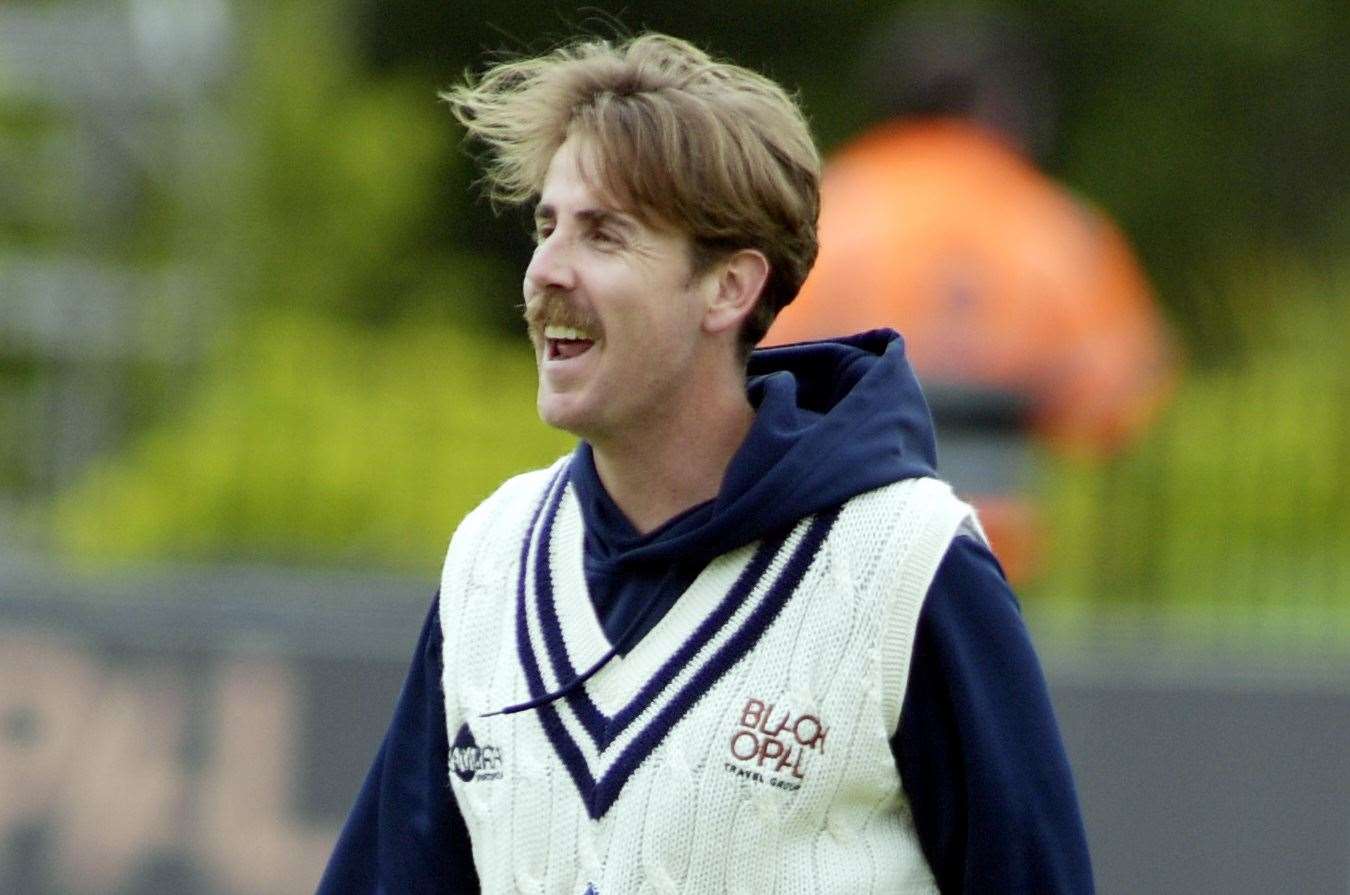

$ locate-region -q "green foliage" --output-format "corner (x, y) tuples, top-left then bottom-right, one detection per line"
(1038, 356), (1349, 596)
(50, 315), (572, 572)
(203, 0), (517, 329)
(36, 0), (552, 572)
(1032, 262), (1350, 628)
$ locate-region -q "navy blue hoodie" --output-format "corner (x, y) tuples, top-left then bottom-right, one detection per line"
(318, 330), (1092, 893)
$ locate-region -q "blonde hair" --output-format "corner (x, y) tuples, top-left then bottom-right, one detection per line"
(442, 33), (821, 350)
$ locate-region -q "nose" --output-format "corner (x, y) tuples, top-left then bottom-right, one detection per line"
(524, 233), (577, 294)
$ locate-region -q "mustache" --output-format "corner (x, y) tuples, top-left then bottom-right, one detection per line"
(523, 293), (602, 340)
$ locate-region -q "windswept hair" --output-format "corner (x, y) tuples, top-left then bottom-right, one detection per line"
(442, 33), (821, 350)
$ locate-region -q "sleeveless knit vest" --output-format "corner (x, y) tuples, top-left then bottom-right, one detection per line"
(439, 459), (976, 894)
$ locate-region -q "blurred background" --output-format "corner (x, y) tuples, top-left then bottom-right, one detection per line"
(0, 1), (1346, 892)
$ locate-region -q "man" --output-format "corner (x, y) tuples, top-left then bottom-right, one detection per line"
(320, 33), (1091, 894)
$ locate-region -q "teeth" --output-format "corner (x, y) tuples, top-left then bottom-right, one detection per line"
(544, 325), (592, 341)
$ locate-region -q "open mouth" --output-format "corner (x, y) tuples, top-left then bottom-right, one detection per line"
(544, 325), (596, 361)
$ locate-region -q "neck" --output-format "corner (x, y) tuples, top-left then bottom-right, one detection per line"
(589, 378), (755, 535)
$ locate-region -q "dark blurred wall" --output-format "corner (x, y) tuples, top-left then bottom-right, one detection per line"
(3, 574), (1347, 895)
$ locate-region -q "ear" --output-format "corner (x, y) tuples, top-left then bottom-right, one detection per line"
(702, 249), (770, 337)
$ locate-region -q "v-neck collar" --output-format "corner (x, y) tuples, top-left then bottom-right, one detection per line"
(543, 472), (767, 717)
(514, 464), (840, 818)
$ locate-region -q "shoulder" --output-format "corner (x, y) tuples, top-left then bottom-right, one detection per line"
(843, 475), (982, 560)
(832, 475), (984, 591)
(852, 474), (973, 515)
(439, 457), (568, 587)
(450, 459), (566, 544)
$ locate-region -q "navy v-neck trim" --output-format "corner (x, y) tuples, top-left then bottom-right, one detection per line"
(514, 465), (839, 818)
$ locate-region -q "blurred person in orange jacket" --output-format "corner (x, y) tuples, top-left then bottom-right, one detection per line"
(768, 6), (1178, 582)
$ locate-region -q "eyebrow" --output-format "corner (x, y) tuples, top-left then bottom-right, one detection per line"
(533, 204), (636, 232)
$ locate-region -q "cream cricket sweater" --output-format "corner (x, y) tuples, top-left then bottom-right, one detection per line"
(439, 458), (975, 894)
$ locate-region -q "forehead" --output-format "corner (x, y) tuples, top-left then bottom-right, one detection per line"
(537, 139), (620, 213)
(536, 137), (667, 231)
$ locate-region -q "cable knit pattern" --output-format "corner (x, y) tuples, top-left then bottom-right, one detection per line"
(440, 458), (973, 894)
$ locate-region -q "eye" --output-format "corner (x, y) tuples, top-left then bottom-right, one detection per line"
(589, 229), (620, 247)
(533, 224), (553, 244)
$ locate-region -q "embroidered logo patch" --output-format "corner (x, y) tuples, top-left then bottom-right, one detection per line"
(724, 697), (828, 791)
(450, 722), (503, 782)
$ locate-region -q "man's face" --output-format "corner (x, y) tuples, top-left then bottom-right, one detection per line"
(523, 136), (713, 442)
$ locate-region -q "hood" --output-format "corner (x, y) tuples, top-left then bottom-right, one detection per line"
(571, 328), (938, 571)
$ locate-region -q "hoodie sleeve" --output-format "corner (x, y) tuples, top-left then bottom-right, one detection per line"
(892, 536), (1093, 894)
(317, 595), (479, 894)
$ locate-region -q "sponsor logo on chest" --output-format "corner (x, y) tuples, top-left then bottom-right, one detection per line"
(450, 722), (503, 782)
(724, 697), (828, 791)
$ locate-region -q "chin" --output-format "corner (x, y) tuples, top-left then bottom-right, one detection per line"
(537, 390), (594, 438)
